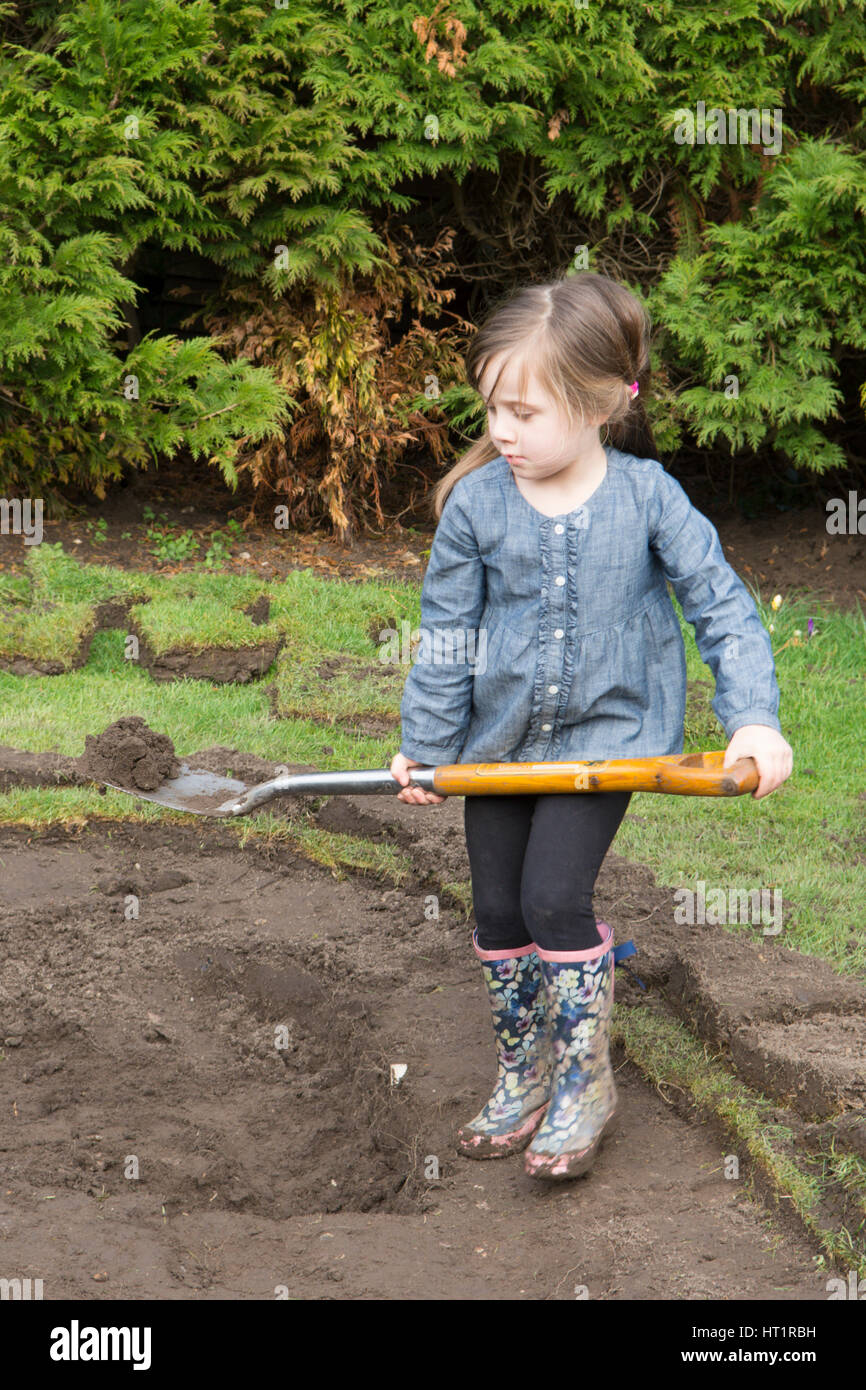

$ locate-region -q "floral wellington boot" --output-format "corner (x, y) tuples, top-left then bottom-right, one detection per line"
(523, 923), (618, 1180)
(457, 931), (551, 1158)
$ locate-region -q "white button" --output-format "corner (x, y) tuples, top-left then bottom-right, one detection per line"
(555, 575), (565, 586)
(548, 684), (558, 694)
(554, 628), (564, 639)
(554, 523), (564, 534)
(541, 723), (552, 732)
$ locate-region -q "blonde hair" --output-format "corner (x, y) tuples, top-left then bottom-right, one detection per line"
(432, 271), (657, 519)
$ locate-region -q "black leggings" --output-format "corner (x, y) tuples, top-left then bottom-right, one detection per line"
(464, 792), (633, 954)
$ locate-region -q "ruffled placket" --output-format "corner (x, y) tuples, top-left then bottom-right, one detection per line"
(514, 506), (588, 760)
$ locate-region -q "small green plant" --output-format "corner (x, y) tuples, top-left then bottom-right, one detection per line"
(201, 530), (232, 569)
(85, 518), (109, 542)
(145, 525), (201, 564)
(226, 519), (246, 540)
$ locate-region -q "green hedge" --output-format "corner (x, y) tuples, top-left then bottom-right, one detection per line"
(1, 0), (864, 522)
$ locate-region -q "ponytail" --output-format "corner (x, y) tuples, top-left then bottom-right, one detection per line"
(608, 380), (658, 461)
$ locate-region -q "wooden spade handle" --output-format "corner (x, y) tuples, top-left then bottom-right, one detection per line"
(425, 751), (758, 797)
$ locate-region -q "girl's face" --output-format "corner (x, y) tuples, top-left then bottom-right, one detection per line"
(479, 353), (608, 481)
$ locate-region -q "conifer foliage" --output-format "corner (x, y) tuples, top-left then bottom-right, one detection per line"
(0, 1), (864, 529)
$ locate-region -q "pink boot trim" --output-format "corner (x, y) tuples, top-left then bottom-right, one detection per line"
(533, 922), (613, 963)
(472, 927), (538, 961)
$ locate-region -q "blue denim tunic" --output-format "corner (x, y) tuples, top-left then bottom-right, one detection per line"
(399, 447), (782, 766)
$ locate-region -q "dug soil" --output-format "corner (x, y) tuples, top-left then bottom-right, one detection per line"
(80, 716), (181, 791)
(0, 769), (852, 1299)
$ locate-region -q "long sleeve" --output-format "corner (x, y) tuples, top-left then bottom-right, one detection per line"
(399, 485), (487, 764)
(648, 464), (781, 738)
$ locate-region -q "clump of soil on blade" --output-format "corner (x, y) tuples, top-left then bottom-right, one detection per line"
(80, 715), (180, 791)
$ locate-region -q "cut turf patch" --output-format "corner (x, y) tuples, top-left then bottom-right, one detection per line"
(0, 548), (286, 684)
(126, 571), (283, 683)
(0, 544), (150, 673)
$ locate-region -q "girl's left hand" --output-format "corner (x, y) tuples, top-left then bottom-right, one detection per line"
(723, 725), (793, 800)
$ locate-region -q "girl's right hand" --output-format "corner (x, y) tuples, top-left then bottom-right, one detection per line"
(390, 752), (447, 805)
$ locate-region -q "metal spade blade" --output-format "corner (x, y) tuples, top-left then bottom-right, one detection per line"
(101, 763), (251, 817)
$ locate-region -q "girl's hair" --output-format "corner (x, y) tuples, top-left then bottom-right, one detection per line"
(432, 272), (658, 519)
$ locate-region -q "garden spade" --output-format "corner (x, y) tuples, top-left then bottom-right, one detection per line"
(96, 750), (758, 817)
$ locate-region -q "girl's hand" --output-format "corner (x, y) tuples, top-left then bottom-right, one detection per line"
(723, 725), (793, 800)
(390, 752), (447, 805)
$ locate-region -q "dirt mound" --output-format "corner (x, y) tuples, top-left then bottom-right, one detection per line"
(80, 715), (180, 791)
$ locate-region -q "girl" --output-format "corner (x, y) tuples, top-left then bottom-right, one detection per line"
(390, 272), (793, 1182)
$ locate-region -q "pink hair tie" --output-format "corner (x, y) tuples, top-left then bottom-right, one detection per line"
(629, 380), (639, 398)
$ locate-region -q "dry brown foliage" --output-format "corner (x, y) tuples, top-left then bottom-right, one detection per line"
(204, 221), (473, 541)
